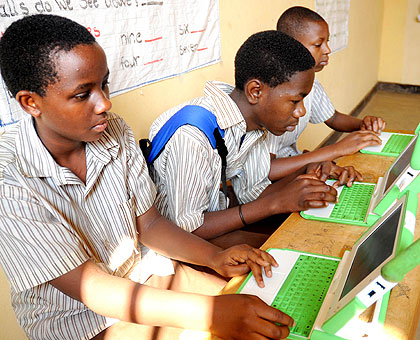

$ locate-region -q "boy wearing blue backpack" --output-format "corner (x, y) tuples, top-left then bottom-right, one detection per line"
(149, 30), (361, 248)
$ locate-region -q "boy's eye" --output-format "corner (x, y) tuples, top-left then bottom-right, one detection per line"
(102, 80), (110, 89)
(74, 91), (90, 100)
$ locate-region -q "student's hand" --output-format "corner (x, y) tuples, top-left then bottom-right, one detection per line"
(306, 161), (363, 188)
(211, 294), (294, 340)
(271, 174), (338, 212)
(210, 244), (278, 288)
(335, 130), (382, 156)
(360, 115), (386, 133)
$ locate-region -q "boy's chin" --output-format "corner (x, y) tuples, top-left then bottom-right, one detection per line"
(315, 64), (327, 72)
(270, 130), (286, 137)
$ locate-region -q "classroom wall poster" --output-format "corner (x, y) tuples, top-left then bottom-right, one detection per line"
(316, 0), (350, 54)
(0, 0), (221, 130)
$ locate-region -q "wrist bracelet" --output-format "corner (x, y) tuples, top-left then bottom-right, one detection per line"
(238, 204), (248, 227)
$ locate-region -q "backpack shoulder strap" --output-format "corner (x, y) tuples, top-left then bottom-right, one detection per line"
(148, 105), (225, 163)
(143, 105), (229, 199)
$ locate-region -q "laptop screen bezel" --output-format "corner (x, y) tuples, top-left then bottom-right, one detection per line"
(379, 134), (418, 199)
(324, 196), (406, 320)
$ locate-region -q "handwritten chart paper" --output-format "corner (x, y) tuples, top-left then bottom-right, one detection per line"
(316, 0), (350, 53)
(0, 0), (221, 129)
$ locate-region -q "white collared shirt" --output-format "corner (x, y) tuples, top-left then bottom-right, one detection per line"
(149, 81), (272, 232)
(0, 113), (168, 340)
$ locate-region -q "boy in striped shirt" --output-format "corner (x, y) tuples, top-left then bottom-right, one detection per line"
(149, 30), (362, 249)
(266, 6), (386, 177)
(0, 14), (295, 340)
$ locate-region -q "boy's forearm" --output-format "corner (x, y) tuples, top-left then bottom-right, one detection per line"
(51, 260), (214, 330)
(137, 208), (221, 268)
(268, 146), (341, 181)
(269, 144), (346, 181)
(268, 156), (306, 180)
(195, 198), (277, 239)
(325, 111), (362, 132)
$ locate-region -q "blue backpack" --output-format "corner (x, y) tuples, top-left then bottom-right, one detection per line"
(140, 105), (229, 198)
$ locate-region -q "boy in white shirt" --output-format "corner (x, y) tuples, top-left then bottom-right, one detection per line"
(149, 30), (361, 249)
(0, 14), (293, 340)
(266, 6), (385, 178)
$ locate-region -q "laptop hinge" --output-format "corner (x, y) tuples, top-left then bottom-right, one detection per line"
(311, 250), (352, 335)
(367, 176), (384, 217)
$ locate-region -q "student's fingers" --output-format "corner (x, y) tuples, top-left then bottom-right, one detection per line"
(339, 170), (351, 187)
(378, 118), (386, 132)
(303, 190), (337, 205)
(297, 177), (337, 194)
(245, 249), (279, 285)
(361, 116), (373, 131)
(305, 200), (329, 209)
(329, 162), (361, 180)
(334, 167), (348, 187)
(368, 117), (385, 133)
(296, 173), (324, 182)
(331, 166), (362, 188)
(372, 119), (379, 133)
(320, 162), (346, 182)
(252, 249), (279, 273)
(213, 295), (293, 340)
(251, 313), (293, 340)
(372, 117), (386, 133)
(360, 130), (382, 143)
(251, 297), (295, 329)
(340, 131), (382, 153)
(335, 167), (358, 187)
(344, 166), (362, 186)
(247, 260), (265, 288)
(306, 161), (333, 182)
(362, 116), (386, 133)
(225, 263), (252, 277)
(298, 183), (338, 207)
(248, 248), (278, 267)
(217, 245), (279, 280)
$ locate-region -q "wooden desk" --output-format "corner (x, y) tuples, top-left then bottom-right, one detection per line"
(181, 150), (420, 340)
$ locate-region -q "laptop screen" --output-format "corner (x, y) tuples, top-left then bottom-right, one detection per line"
(383, 135), (417, 195)
(339, 203), (402, 299)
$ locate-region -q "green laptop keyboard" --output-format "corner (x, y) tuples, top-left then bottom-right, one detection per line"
(382, 134), (413, 154)
(271, 255), (339, 338)
(330, 183), (375, 222)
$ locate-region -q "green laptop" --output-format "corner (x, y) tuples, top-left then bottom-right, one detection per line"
(360, 131), (415, 157)
(237, 195), (417, 339)
(300, 132), (420, 228)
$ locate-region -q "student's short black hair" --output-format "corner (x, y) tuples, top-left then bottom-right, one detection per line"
(234, 30), (315, 91)
(276, 6), (326, 39)
(0, 14), (96, 97)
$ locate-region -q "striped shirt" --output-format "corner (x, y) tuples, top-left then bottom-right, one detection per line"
(0, 113), (172, 340)
(266, 78), (335, 158)
(149, 81), (272, 233)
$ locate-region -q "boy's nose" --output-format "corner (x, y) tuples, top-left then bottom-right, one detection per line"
(324, 43), (331, 55)
(94, 91), (112, 114)
(294, 101), (306, 118)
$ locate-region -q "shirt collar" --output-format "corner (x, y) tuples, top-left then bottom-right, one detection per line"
(203, 81), (246, 131)
(15, 115), (119, 184)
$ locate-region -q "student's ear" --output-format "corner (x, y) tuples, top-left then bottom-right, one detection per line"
(15, 90), (42, 118)
(244, 79), (264, 105)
